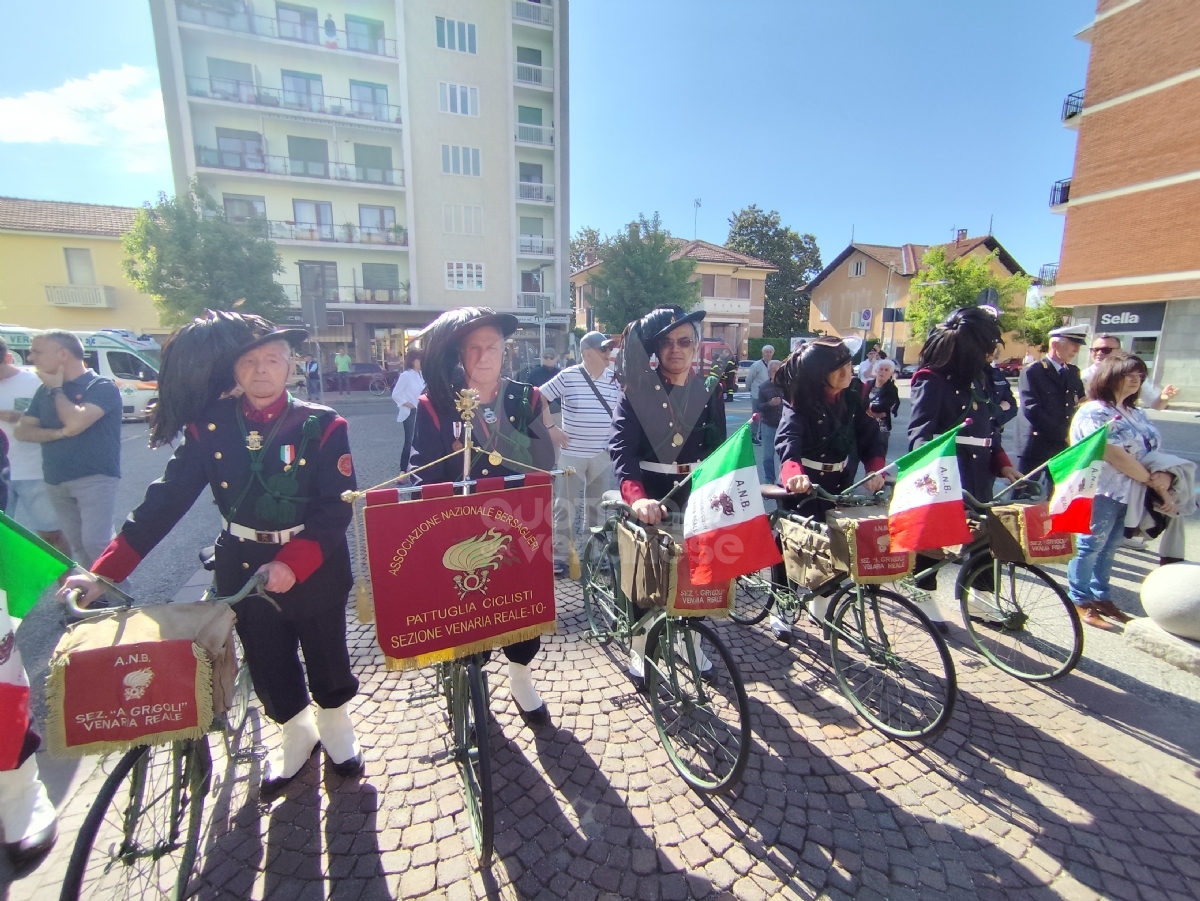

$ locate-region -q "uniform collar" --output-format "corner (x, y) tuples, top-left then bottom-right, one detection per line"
(241, 392), (289, 423)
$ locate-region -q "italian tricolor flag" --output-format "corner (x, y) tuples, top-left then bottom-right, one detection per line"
(1047, 424), (1109, 534)
(1, 591), (33, 770)
(0, 511), (74, 770)
(684, 424), (783, 584)
(888, 425), (974, 553)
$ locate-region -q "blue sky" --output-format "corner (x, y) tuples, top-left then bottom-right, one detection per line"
(0, 0), (1094, 273)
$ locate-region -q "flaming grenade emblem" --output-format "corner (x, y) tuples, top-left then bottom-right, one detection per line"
(914, 475), (939, 497)
(709, 492), (735, 516)
(0, 630), (14, 666)
(123, 668), (154, 701)
(443, 529), (513, 600)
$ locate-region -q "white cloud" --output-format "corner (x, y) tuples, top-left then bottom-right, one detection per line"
(0, 66), (168, 173)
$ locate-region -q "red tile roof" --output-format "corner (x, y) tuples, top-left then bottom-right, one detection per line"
(0, 196), (140, 238)
(571, 238), (778, 278)
(803, 235), (1026, 293)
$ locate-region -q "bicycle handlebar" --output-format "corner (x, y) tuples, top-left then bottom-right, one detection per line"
(63, 572), (272, 621)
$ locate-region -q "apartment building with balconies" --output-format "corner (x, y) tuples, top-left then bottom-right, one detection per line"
(1049, 0), (1200, 404)
(150, 0), (568, 367)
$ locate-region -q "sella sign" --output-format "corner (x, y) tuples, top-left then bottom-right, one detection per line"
(1095, 302), (1166, 333)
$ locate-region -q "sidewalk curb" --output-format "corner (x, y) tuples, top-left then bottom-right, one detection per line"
(1125, 616), (1200, 677)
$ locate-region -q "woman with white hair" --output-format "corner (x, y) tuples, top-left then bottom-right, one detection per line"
(863, 358), (901, 449)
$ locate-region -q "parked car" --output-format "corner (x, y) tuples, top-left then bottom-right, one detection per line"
(324, 362), (400, 395)
(895, 364), (918, 380)
(996, 358), (1024, 375)
(736, 359), (754, 392)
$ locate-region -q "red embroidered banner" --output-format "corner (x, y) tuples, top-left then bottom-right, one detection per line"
(669, 559), (734, 617)
(1024, 503), (1076, 561)
(364, 482), (557, 669)
(59, 639), (201, 750)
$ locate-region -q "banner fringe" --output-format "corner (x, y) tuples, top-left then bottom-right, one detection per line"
(383, 622), (556, 673)
(44, 642), (214, 759)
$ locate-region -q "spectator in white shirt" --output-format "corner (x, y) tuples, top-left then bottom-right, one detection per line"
(0, 337), (72, 558)
(540, 332), (621, 577)
(857, 346), (883, 382)
(390, 349), (424, 472)
(745, 345), (774, 443)
(1080, 333), (1178, 410)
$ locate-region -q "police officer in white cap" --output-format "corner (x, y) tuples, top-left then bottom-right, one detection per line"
(1019, 324), (1088, 487)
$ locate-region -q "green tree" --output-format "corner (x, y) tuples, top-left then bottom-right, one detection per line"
(1010, 297), (1070, 351)
(904, 247), (1032, 344)
(725, 205), (823, 338)
(123, 186), (288, 327)
(569, 225), (604, 272)
(586, 213), (698, 331)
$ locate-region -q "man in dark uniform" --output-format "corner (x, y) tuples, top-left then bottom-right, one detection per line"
(63, 312), (362, 793)
(1019, 325), (1087, 487)
(609, 305), (726, 686)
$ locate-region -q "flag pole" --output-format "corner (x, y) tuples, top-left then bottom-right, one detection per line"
(654, 420), (753, 512)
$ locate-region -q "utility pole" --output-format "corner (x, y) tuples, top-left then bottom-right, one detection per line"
(694, 199), (701, 239)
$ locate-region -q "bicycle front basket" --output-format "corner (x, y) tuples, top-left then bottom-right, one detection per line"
(45, 603), (238, 758)
(986, 503), (1075, 565)
(617, 520), (678, 609)
(826, 507), (915, 584)
(777, 515), (839, 590)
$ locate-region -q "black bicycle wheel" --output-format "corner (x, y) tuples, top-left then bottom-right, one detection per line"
(956, 557), (1084, 682)
(731, 566), (776, 626)
(582, 530), (625, 647)
(60, 740), (209, 901)
(645, 618), (751, 794)
(454, 661), (493, 867)
(829, 587), (956, 741)
(222, 637), (252, 751)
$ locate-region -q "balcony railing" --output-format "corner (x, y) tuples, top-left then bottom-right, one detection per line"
(185, 76), (402, 124)
(518, 235), (554, 256)
(45, 285), (116, 308)
(517, 182), (554, 203)
(1061, 89), (1084, 123)
(176, 1), (397, 57)
(281, 284), (409, 305)
(517, 293), (555, 310)
(1050, 178), (1071, 208)
(195, 147), (404, 186)
(515, 123), (553, 145)
(1038, 263), (1059, 287)
(266, 221), (408, 246)
(515, 63), (553, 89)
(512, 0), (553, 28)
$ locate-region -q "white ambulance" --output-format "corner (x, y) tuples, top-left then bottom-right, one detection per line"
(0, 325), (160, 421)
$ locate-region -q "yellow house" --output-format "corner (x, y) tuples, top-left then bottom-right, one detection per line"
(804, 232), (1032, 365)
(571, 240), (776, 357)
(0, 197), (167, 339)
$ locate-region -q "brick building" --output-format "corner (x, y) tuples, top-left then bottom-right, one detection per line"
(1052, 0), (1200, 403)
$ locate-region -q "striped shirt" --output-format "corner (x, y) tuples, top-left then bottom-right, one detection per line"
(539, 365), (622, 457)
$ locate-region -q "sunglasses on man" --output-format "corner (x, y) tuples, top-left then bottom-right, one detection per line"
(1090, 346), (1116, 356)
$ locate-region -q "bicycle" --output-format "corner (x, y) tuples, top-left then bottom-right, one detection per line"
(580, 499), (751, 794)
(369, 376), (389, 397)
(58, 575), (266, 901)
(896, 491), (1084, 683)
(436, 655), (492, 866)
(733, 486), (957, 742)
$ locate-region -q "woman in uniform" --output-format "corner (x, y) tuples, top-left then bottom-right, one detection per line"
(63, 311), (363, 793)
(907, 306), (1022, 629)
(608, 305), (726, 687)
(409, 307), (555, 726)
(776, 337), (887, 639)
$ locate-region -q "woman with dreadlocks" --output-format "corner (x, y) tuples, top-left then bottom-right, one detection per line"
(62, 311), (363, 794)
(409, 307), (555, 726)
(775, 336), (887, 640)
(608, 305), (727, 688)
(906, 305), (1022, 630)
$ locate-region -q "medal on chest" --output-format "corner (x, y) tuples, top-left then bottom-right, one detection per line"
(246, 430), (264, 451)
(482, 406), (497, 425)
(672, 433), (684, 447)
(488, 450), (503, 466)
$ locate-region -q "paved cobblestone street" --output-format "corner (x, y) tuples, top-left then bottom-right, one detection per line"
(11, 557), (1200, 901)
